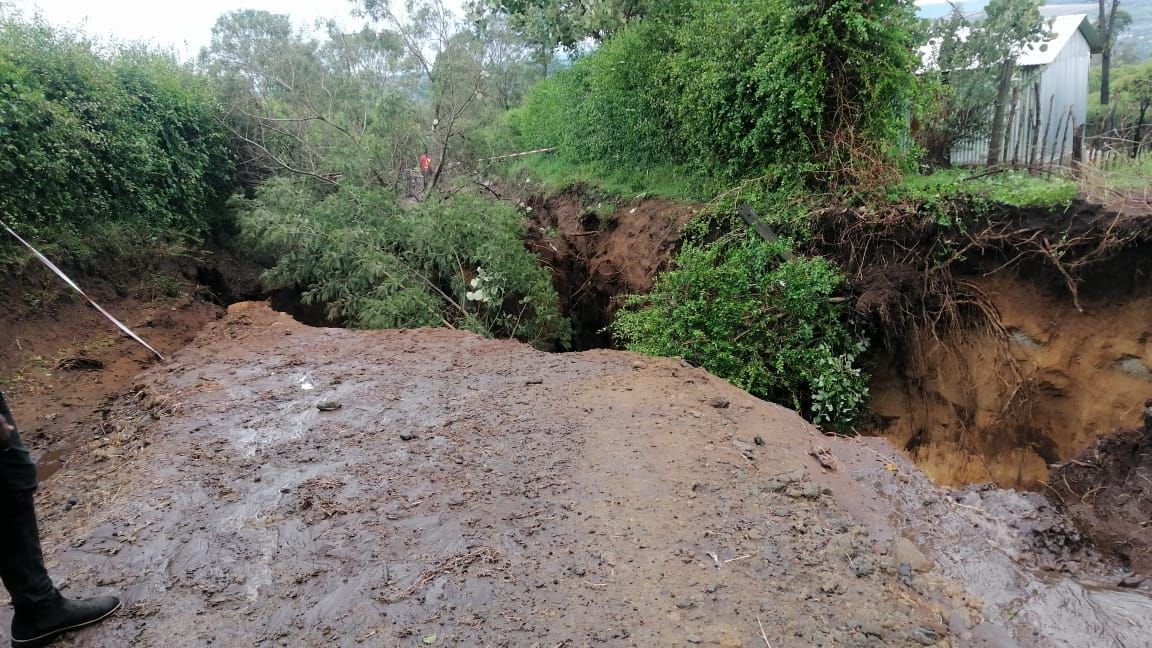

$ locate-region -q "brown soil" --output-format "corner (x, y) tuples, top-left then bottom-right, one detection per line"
(5, 301), (1152, 646)
(869, 273), (1152, 489)
(1050, 427), (1152, 574)
(525, 186), (700, 349)
(0, 265), (227, 480)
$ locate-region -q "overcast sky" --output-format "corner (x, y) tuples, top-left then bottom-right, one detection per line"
(9, 1), (972, 59)
(9, 0), (464, 59)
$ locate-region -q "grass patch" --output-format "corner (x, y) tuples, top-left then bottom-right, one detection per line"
(488, 154), (720, 202)
(888, 169), (1078, 209)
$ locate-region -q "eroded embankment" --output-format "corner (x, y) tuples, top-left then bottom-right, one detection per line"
(808, 198), (1152, 490)
(869, 270), (1152, 488)
(525, 185), (700, 349)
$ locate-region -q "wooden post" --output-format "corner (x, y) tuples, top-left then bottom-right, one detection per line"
(737, 203), (795, 262)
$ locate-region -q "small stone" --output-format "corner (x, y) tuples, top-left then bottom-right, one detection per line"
(775, 469), (806, 484)
(746, 529), (764, 541)
(399, 432), (417, 441)
(525, 378), (544, 385)
(675, 599), (696, 610)
(785, 482), (821, 500)
(909, 627), (940, 646)
(631, 360), (645, 370)
(573, 567), (586, 577)
(948, 608), (973, 634)
(754, 436), (765, 446)
(732, 440), (755, 453)
(851, 562), (876, 578)
(686, 635), (702, 645)
(316, 400), (342, 412)
(893, 537), (933, 573)
(897, 563), (914, 585)
(708, 397), (730, 409)
(765, 480), (788, 493)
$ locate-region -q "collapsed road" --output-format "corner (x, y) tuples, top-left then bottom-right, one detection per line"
(2, 302), (1150, 647)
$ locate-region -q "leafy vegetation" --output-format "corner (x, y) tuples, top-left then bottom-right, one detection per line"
(0, 14), (234, 267)
(890, 170), (1078, 209)
(612, 234), (868, 431)
(237, 178), (569, 347)
(512, 0), (923, 187)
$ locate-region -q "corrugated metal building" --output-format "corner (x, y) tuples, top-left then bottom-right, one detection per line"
(924, 14), (1103, 167)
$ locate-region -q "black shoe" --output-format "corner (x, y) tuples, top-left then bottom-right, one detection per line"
(10, 593), (121, 647)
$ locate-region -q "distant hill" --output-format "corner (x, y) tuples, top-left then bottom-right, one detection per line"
(1046, 0), (1152, 58)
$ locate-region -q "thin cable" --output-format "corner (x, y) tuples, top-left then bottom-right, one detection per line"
(0, 220), (165, 361)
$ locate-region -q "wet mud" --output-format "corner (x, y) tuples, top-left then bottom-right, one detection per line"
(1051, 426), (1152, 574)
(3, 303), (1150, 647)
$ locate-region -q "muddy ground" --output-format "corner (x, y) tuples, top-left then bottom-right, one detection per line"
(2, 302), (1150, 647)
(1051, 427), (1152, 574)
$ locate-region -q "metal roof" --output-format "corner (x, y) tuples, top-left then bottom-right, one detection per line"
(1016, 14), (1103, 66)
(919, 13), (1103, 72)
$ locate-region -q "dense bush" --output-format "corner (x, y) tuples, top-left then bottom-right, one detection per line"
(237, 178), (571, 348)
(513, 0), (922, 185)
(611, 234), (868, 431)
(0, 16), (234, 265)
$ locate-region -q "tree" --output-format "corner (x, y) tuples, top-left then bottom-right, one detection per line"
(1098, 0), (1133, 105)
(1112, 60), (1152, 152)
(927, 0), (1051, 165)
(468, 0), (656, 55)
(200, 10), (421, 190)
(357, 1), (503, 198)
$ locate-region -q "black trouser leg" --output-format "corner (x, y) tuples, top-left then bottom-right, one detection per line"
(0, 393), (57, 609)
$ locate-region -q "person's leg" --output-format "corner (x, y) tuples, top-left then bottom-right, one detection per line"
(0, 393), (120, 647)
(0, 395), (56, 610)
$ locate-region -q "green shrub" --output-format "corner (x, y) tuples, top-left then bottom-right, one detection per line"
(237, 178), (571, 348)
(612, 234), (868, 431)
(514, 0), (923, 188)
(0, 16), (233, 266)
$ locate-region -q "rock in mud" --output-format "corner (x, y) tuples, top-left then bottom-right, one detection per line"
(708, 396), (730, 409)
(786, 482), (823, 500)
(732, 440), (755, 453)
(316, 400), (342, 412)
(1119, 574), (1146, 588)
(894, 537), (933, 573)
(909, 626), (942, 645)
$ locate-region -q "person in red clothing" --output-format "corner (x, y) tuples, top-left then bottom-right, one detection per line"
(419, 154), (432, 176)
(1, 392), (120, 647)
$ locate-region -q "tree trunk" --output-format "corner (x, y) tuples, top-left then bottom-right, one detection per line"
(987, 59), (1015, 167)
(1101, 51), (1112, 105)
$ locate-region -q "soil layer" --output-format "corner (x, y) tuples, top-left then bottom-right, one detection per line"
(525, 186), (699, 350)
(1051, 427), (1152, 574)
(869, 273), (1152, 488)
